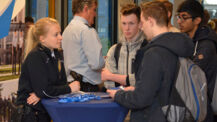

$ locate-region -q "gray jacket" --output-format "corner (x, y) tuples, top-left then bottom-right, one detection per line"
(105, 31), (145, 86)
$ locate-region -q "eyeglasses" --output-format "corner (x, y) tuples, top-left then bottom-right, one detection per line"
(176, 15), (193, 21)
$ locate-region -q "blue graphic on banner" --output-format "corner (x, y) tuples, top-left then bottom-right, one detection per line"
(0, 0), (15, 39)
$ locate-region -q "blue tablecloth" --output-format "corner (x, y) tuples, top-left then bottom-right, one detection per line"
(41, 92), (129, 122)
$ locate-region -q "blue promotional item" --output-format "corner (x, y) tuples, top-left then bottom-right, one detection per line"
(58, 93), (101, 103)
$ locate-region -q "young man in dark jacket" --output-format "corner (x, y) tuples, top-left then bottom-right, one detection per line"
(107, 1), (194, 122)
(177, 1), (217, 121)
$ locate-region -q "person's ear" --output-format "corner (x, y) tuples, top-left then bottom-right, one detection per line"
(193, 17), (202, 25)
(83, 5), (89, 13)
(39, 35), (45, 42)
(148, 17), (154, 27)
(168, 11), (171, 19)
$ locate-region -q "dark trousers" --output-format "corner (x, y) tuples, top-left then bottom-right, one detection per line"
(214, 115), (217, 122)
(69, 71), (100, 92)
(80, 81), (99, 92)
(21, 105), (51, 122)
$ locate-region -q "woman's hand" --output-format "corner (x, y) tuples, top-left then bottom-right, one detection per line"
(27, 92), (40, 105)
(69, 81), (80, 92)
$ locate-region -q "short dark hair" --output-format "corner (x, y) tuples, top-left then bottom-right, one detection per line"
(140, 1), (168, 27)
(25, 16), (34, 23)
(72, 0), (97, 14)
(121, 3), (141, 22)
(177, 0), (204, 21)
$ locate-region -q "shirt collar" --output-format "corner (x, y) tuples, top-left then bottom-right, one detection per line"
(38, 44), (59, 59)
(51, 51), (55, 58)
(73, 16), (89, 25)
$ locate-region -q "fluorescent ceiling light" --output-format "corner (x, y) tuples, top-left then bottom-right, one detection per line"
(204, 0), (217, 5)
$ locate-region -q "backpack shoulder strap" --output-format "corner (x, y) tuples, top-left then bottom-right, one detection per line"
(114, 43), (122, 87)
(114, 40), (147, 69)
(114, 43), (122, 69)
(140, 39), (148, 48)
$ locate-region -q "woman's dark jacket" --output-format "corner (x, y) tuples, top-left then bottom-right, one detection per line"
(114, 32), (194, 122)
(17, 44), (71, 112)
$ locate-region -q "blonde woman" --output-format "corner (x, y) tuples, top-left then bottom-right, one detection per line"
(16, 17), (80, 122)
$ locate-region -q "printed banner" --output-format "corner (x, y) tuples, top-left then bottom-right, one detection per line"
(0, 0), (15, 39)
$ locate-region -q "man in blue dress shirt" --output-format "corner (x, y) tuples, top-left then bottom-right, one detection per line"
(62, 0), (105, 92)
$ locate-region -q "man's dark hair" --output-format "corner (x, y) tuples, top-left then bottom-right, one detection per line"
(121, 3), (141, 22)
(177, 0), (204, 21)
(25, 16), (34, 23)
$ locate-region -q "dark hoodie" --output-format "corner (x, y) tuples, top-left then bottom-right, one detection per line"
(193, 26), (217, 100)
(114, 32), (194, 122)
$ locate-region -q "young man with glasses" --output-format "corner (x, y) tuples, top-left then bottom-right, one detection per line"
(177, 1), (217, 121)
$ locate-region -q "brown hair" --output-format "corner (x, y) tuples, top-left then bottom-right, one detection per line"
(203, 9), (210, 25)
(72, 0), (97, 14)
(155, 0), (173, 20)
(208, 19), (217, 32)
(24, 17), (59, 59)
(140, 1), (168, 27)
(121, 3), (141, 22)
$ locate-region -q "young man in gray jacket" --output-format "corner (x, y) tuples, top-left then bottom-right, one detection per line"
(101, 3), (147, 87)
(107, 1), (194, 121)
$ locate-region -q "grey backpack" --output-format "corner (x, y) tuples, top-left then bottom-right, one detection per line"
(162, 57), (207, 122)
(212, 77), (217, 114)
(163, 57), (207, 122)
(157, 42), (208, 122)
(194, 41), (217, 115)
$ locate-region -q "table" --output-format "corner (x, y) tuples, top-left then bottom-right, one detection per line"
(41, 92), (129, 122)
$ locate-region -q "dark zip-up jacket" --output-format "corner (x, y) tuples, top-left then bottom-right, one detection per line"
(17, 44), (71, 112)
(193, 26), (217, 100)
(114, 32), (194, 122)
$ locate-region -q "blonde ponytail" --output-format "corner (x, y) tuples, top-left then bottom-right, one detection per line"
(24, 25), (39, 60)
